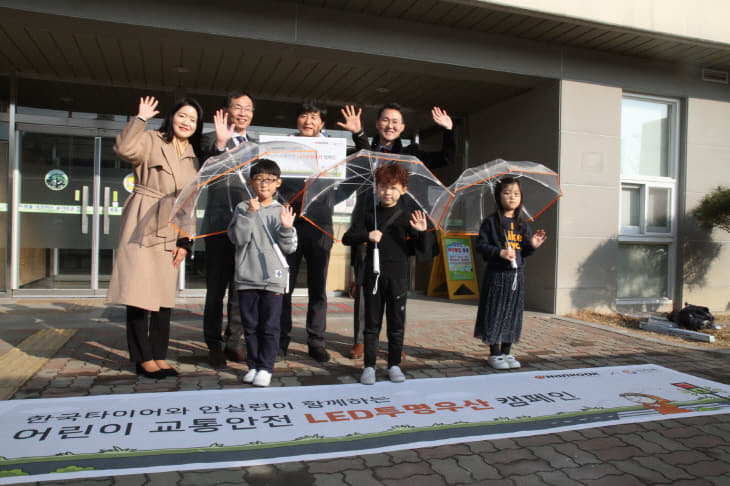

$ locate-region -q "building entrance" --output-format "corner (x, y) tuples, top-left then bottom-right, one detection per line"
(14, 124), (126, 295)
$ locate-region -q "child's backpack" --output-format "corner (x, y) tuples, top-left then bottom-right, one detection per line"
(675, 303), (714, 331)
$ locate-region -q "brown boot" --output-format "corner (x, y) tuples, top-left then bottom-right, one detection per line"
(349, 343), (364, 359)
(224, 347), (246, 363)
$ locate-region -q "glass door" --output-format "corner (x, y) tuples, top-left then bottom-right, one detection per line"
(12, 122), (200, 297)
(14, 126), (127, 295)
(97, 131), (128, 291)
(17, 129), (97, 293)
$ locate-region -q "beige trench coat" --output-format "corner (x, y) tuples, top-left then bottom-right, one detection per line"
(107, 118), (198, 311)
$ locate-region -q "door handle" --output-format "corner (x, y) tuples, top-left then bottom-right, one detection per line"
(103, 186), (110, 234)
(81, 185), (89, 234)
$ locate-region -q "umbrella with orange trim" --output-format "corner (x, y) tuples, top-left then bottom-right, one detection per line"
(434, 159), (562, 236)
(301, 149), (452, 241)
(168, 140), (320, 240)
(300, 149), (452, 283)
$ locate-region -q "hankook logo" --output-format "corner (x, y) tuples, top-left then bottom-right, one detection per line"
(535, 372), (599, 379)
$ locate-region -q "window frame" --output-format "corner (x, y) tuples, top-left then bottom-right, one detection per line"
(617, 94), (680, 305)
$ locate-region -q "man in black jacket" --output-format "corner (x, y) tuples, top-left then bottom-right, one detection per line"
(337, 102), (455, 359)
(279, 100), (334, 363)
(339, 102), (455, 168)
(198, 91), (256, 368)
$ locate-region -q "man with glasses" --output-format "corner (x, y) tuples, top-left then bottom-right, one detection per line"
(337, 103), (455, 359)
(198, 91), (257, 368)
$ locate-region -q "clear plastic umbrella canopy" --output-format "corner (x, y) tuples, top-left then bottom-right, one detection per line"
(168, 140), (320, 240)
(435, 159), (562, 236)
(300, 149), (453, 241)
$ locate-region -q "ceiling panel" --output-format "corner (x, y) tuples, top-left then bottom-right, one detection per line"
(450, 7), (490, 30)
(73, 32), (110, 83)
(417, 2), (459, 24)
(251, 56), (285, 97)
(28, 30), (68, 78)
(4, 0), (727, 132)
(2, 24), (43, 74)
(117, 39), (144, 85)
(471, 10), (510, 31)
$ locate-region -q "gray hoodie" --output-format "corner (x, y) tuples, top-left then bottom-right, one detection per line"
(227, 200), (298, 294)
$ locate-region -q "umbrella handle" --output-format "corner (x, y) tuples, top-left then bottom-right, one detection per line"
(371, 247), (381, 295)
(504, 230), (518, 269)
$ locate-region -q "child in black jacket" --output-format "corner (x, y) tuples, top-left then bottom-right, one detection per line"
(343, 164), (429, 385)
(474, 177), (547, 370)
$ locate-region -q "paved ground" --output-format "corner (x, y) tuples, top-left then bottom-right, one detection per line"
(1, 295), (729, 485)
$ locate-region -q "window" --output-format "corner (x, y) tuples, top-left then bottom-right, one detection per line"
(618, 95), (678, 303)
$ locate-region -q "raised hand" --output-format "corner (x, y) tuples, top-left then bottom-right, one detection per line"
(431, 106), (453, 131)
(368, 230), (382, 243)
(337, 105), (363, 134)
(409, 210), (428, 231)
(280, 205), (295, 228)
(531, 229), (547, 249)
(214, 109), (235, 149)
(248, 197), (260, 213)
(137, 96), (159, 121)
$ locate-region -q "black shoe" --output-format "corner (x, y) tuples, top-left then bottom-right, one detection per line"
(208, 349), (227, 368)
(308, 346), (330, 363)
(224, 347), (246, 363)
(275, 346), (288, 363)
(160, 367), (179, 377)
(135, 363), (167, 379)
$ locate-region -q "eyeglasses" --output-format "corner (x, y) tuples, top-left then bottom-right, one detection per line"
(251, 177), (279, 185)
(230, 105), (254, 114)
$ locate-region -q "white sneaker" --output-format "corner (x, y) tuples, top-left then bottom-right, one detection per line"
(504, 354), (521, 369)
(487, 354), (510, 370)
(242, 369), (257, 384)
(388, 365), (406, 383)
(360, 367), (376, 385)
(252, 370), (272, 387)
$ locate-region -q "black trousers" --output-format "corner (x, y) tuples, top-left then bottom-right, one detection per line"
(280, 225), (331, 350)
(203, 234), (243, 352)
(239, 289), (282, 373)
(363, 273), (408, 368)
(126, 305), (171, 362)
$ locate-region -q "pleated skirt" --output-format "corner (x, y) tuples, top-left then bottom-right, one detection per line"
(473, 269), (525, 345)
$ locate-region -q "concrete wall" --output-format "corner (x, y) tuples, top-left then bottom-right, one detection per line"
(681, 98), (730, 312)
(467, 82), (560, 313)
(481, 0), (730, 46)
(556, 81), (622, 314)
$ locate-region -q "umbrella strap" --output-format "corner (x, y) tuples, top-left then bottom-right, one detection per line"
(372, 273), (380, 295)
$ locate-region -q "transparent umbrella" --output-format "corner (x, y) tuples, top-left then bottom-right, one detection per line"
(434, 158), (562, 236)
(300, 149), (453, 282)
(168, 140), (320, 240)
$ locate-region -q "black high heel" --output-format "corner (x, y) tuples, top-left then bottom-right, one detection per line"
(135, 363), (167, 379)
(159, 367), (179, 377)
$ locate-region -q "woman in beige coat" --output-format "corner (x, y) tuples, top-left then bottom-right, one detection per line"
(108, 96), (202, 379)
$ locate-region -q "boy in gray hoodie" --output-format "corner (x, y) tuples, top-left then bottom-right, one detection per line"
(227, 159), (297, 387)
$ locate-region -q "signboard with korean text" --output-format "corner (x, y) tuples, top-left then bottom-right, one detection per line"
(0, 365), (728, 484)
(259, 135), (346, 179)
(428, 235), (479, 299)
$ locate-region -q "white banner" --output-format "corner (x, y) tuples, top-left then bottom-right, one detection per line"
(259, 135), (347, 178)
(0, 364), (728, 484)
